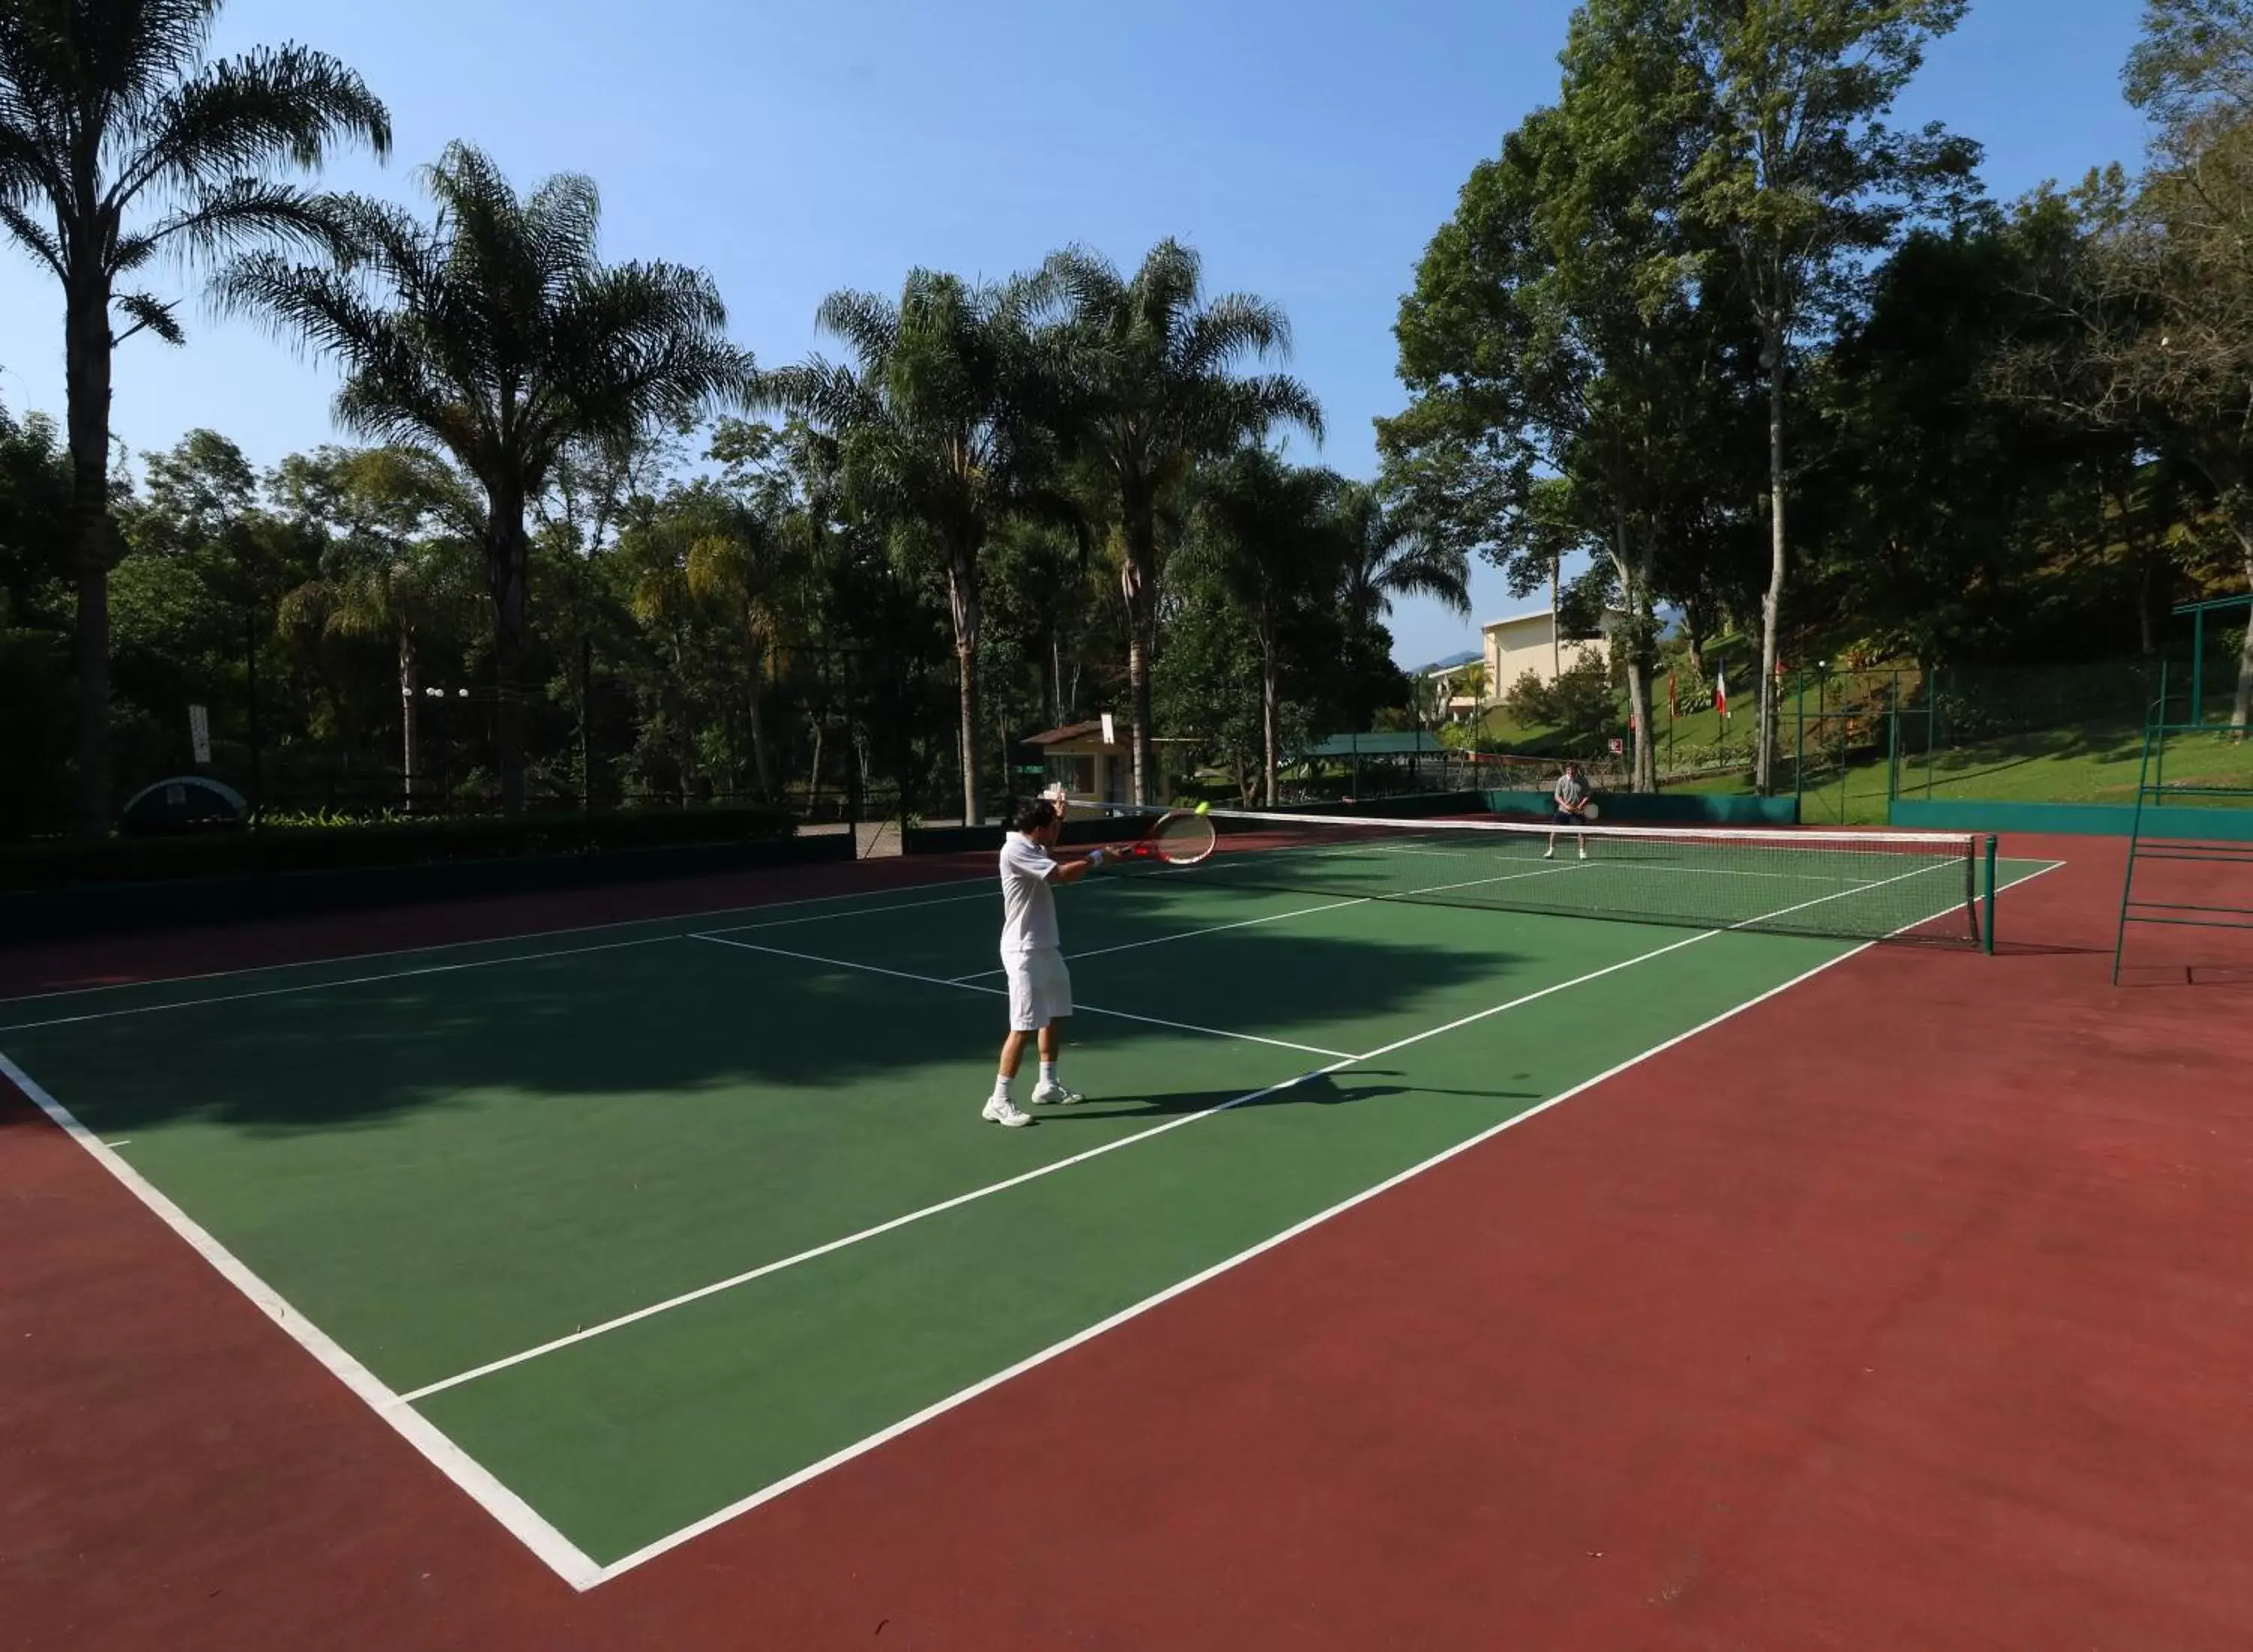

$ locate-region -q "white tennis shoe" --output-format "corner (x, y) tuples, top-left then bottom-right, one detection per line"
(1030, 1081), (1084, 1106)
(982, 1096), (1033, 1128)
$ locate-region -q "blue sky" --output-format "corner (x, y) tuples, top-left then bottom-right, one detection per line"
(0, 0), (2153, 668)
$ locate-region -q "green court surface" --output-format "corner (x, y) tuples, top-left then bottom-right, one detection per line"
(0, 850), (2055, 1583)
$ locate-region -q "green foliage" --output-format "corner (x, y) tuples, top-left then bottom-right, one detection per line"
(0, 806), (795, 892)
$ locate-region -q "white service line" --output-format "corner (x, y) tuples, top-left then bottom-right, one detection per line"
(0, 1049), (606, 1591)
(687, 933), (1357, 1062)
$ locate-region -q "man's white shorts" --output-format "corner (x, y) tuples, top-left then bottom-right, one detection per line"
(1003, 945), (1073, 1032)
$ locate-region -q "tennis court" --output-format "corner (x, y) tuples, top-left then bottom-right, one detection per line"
(0, 814), (2058, 1589)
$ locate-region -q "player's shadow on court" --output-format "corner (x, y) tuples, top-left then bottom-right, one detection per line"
(1048, 1070), (1541, 1119)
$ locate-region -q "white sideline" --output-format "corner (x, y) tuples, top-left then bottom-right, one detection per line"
(0, 1049), (606, 1592)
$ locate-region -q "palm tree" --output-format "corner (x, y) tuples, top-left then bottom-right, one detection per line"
(756, 270), (1051, 824)
(1040, 239), (1323, 803)
(1332, 477), (1472, 633)
(0, 0), (390, 834)
(1195, 448), (1345, 806)
(634, 481), (795, 801)
(274, 446), (474, 812)
(219, 142), (754, 812)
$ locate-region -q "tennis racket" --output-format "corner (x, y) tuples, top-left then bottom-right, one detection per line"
(1102, 807), (1217, 868)
(1582, 800), (1600, 821)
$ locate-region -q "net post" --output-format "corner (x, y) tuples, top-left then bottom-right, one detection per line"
(1982, 834), (1998, 954)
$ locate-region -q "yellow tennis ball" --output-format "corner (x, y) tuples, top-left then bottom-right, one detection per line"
(1196, 800), (1211, 815)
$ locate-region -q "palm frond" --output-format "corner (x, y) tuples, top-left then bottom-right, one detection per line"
(109, 44), (391, 210)
(113, 289), (185, 345)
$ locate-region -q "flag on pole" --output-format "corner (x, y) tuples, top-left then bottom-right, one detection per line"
(1715, 664), (1729, 721)
(1668, 671), (1677, 719)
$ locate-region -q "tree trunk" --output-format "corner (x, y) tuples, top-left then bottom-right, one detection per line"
(2236, 542), (2253, 732)
(947, 560), (982, 824)
(1120, 508), (1158, 805)
(1260, 630), (1280, 807)
(1606, 514), (1660, 795)
(400, 626), (421, 813)
(744, 623), (775, 801)
(1550, 554), (1562, 677)
(578, 631), (593, 814)
(65, 281), (115, 837)
(1755, 333), (1787, 795)
(487, 496), (530, 815)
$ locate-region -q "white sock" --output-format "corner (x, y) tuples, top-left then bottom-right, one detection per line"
(991, 1074), (1012, 1102)
(1039, 1060), (1058, 1087)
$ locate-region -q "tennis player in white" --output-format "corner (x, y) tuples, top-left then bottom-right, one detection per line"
(984, 795), (1108, 1127)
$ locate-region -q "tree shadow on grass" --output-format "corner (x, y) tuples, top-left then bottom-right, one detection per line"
(0, 879), (1571, 1137)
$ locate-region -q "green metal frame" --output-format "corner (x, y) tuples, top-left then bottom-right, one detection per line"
(2111, 705), (2253, 983)
(2174, 592), (2253, 728)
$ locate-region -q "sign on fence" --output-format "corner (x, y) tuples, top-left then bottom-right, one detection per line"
(189, 704), (211, 766)
(1608, 737), (1624, 755)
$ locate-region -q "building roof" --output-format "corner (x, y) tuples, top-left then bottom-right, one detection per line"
(1024, 721), (1197, 749)
(1481, 604), (1630, 634)
(1024, 720), (1105, 746)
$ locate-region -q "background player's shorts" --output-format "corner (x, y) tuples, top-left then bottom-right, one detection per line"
(1004, 945), (1073, 1031)
(1552, 808), (1584, 826)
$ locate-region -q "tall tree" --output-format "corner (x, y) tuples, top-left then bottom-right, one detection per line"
(757, 270), (1053, 822)
(1193, 448), (1344, 804)
(219, 143), (754, 809)
(1383, 0), (1735, 791)
(1333, 479), (1473, 638)
(272, 446), (475, 810)
(0, 0), (390, 834)
(1679, 0), (1980, 788)
(1041, 240), (1324, 803)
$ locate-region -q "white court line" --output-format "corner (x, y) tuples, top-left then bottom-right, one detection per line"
(686, 933), (1357, 1062)
(0, 885), (1006, 1036)
(0, 1049), (606, 1591)
(0, 870), (999, 1011)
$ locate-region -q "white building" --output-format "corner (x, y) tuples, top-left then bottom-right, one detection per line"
(1480, 607), (1620, 701)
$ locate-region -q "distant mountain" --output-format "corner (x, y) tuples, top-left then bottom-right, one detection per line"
(1416, 648), (1482, 673)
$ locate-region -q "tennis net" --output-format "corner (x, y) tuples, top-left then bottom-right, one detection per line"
(1096, 806), (1989, 945)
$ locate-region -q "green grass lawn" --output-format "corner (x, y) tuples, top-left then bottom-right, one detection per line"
(1666, 719), (2253, 824)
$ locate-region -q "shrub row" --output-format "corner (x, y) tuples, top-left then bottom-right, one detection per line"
(0, 806), (797, 892)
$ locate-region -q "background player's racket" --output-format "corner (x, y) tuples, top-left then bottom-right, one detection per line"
(1105, 806), (1217, 867)
(1582, 800), (1600, 821)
